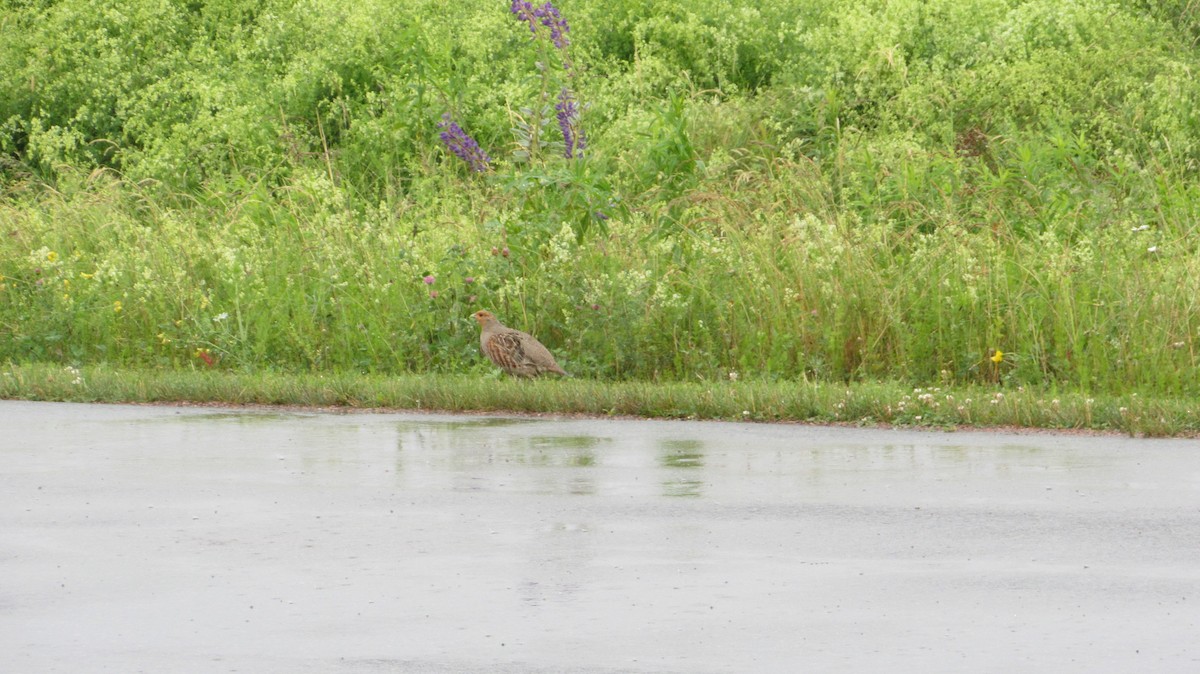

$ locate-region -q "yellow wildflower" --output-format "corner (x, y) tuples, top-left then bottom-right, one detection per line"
(991, 350), (1004, 364)
(113, 300), (123, 313)
(47, 251), (58, 262)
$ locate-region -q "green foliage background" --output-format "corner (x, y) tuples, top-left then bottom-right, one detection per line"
(2, 0), (1200, 393)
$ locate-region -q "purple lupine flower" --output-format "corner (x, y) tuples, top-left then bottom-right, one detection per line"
(510, 0), (537, 35)
(536, 2), (570, 49)
(511, 1), (570, 50)
(437, 114), (491, 172)
(555, 88), (586, 158)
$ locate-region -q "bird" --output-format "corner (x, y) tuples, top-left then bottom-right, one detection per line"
(471, 310), (570, 378)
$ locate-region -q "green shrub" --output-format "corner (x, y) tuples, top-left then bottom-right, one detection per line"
(2, 0), (1200, 395)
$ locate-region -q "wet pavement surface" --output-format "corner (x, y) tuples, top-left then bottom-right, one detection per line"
(2, 400), (1198, 673)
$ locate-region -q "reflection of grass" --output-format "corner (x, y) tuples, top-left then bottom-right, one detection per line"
(395, 417), (534, 430)
(660, 439), (704, 452)
(4, 363), (1198, 438)
(568, 451), (596, 467)
(659, 440), (705, 468)
(507, 436), (604, 467)
(171, 412), (306, 424)
(660, 452), (703, 468)
(527, 435), (604, 450)
(661, 480), (704, 498)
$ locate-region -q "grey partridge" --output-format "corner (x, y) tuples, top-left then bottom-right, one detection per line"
(472, 310), (570, 377)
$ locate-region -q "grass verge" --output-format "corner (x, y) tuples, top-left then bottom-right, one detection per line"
(3, 363), (1197, 437)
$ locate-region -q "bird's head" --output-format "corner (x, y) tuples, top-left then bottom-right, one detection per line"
(472, 310), (496, 326)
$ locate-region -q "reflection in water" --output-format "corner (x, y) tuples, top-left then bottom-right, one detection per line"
(568, 452), (596, 467)
(394, 424), (607, 497)
(525, 435), (603, 450)
(388, 419), (1077, 505)
(659, 438), (706, 497)
(856, 444), (1066, 478)
(505, 436), (601, 496)
(505, 436), (604, 473)
(566, 476), (595, 496)
(395, 417), (534, 431)
(661, 479), (704, 498)
(659, 439), (705, 468)
(168, 412), (308, 424)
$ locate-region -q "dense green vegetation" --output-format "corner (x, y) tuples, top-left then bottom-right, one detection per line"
(3, 0), (1200, 398)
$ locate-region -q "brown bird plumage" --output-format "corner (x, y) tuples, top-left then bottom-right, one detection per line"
(472, 310), (570, 378)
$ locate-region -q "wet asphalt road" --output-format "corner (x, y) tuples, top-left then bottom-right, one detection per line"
(2, 400), (1198, 673)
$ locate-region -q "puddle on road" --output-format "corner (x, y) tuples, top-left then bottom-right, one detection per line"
(658, 439), (707, 497)
(9, 402), (1187, 507)
(5, 401), (1200, 673)
(22, 403), (1141, 508)
(158, 411), (311, 424)
(661, 478), (705, 498)
(658, 439), (705, 468)
(393, 416), (537, 430)
(521, 435), (606, 450)
(505, 436), (605, 468)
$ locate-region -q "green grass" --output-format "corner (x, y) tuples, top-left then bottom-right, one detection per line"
(3, 0), (1200, 404)
(4, 363), (1198, 437)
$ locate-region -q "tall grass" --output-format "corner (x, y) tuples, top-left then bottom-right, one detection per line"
(3, 159), (1197, 393)
(2, 0), (1200, 397)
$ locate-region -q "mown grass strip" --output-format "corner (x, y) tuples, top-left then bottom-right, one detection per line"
(3, 363), (1197, 438)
